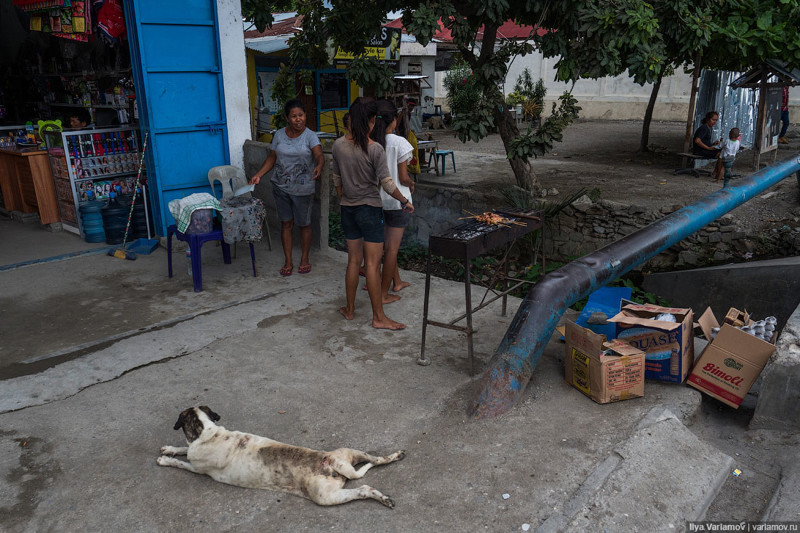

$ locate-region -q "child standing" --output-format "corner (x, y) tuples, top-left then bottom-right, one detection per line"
(716, 128), (741, 187)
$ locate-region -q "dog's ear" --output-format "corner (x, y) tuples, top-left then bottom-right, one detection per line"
(199, 405), (221, 422)
(173, 410), (188, 431)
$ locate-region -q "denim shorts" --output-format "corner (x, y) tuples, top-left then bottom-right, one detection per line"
(273, 187), (313, 227)
(340, 205), (384, 243)
(383, 209), (410, 228)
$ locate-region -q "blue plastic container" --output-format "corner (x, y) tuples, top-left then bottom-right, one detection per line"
(78, 201), (106, 243)
(101, 192), (128, 245)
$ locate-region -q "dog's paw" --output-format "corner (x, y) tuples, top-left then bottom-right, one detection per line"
(160, 445), (186, 456)
(156, 456), (170, 466)
(394, 450), (406, 461)
(379, 494), (395, 509)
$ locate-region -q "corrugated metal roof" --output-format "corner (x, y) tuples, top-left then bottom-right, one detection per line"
(245, 35), (291, 55)
(385, 16), (546, 42)
(244, 14), (301, 39)
(730, 60), (800, 89)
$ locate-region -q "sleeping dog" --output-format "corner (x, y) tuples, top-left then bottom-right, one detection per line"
(157, 406), (405, 508)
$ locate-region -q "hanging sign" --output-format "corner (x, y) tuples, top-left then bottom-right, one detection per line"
(332, 27), (401, 67)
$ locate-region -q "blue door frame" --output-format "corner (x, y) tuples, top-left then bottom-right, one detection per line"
(124, 0), (230, 234)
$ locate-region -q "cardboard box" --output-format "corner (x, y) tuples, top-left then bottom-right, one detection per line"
(723, 307), (749, 328)
(564, 321), (646, 404)
(687, 307), (777, 408)
(608, 304), (694, 383)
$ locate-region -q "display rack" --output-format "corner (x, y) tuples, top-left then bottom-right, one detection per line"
(44, 126), (151, 239)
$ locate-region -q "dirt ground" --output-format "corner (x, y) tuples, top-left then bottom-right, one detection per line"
(429, 120), (800, 236)
(428, 120), (800, 518)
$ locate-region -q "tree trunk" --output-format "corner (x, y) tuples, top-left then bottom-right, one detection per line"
(683, 52), (703, 155)
(494, 105), (539, 193)
(639, 70), (664, 153)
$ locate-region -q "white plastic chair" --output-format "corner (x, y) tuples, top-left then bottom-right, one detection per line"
(208, 165), (272, 250)
(208, 165), (249, 200)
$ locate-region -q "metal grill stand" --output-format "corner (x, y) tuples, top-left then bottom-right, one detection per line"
(418, 210), (544, 375)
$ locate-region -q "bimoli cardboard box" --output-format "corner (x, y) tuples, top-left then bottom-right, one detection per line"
(564, 321), (645, 404)
(608, 303), (694, 383)
(687, 307), (777, 409)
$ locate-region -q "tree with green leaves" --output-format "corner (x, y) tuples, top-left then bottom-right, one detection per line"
(542, 1), (800, 153)
(239, 2), (696, 192)
(629, 1), (800, 153)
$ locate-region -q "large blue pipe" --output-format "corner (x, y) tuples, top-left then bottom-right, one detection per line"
(469, 154), (800, 418)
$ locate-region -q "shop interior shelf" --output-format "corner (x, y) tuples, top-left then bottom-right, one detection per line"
(49, 103), (129, 109)
(74, 171), (143, 181)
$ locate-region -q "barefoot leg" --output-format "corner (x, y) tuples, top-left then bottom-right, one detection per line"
(364, 241), (405, 330)
(341, 239), (364, 320)
(381, 226), (405, 303)
(392, 277), (411, 292)
(280, 219), (294, 272)
(299, 225), (312, 270)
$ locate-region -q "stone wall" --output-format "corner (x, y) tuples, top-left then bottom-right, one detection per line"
(549, 197), (752, 270)
(402, 181), (755, 271)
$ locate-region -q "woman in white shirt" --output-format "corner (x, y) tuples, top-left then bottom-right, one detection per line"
(370, 99), (416, 304)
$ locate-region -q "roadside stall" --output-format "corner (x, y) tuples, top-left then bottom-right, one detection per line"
(730, 60), (800, 169)
(0, 0), (150, 240)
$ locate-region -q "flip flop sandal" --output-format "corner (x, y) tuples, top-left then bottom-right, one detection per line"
(280, 266), (293, 276)
(298, 264), (312, 274)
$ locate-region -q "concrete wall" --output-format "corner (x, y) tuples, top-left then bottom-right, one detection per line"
(218, 0), (251, 169)
(642, 257), (800, 328)
(752, 302), (800, 431)
(399, 45), (437, 113)
(433, 51), (693, 121)
(433, 46), (800, 121)
(505, 51), (693, 121)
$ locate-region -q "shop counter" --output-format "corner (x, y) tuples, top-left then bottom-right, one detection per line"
(0, 147), (60, 224)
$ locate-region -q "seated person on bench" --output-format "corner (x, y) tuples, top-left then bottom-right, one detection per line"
(692, 111), (722, 158)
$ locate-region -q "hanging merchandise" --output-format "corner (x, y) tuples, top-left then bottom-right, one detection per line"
(53, 1), (89, 41)
(14, 0), (92, 42)
(12, 0), (71, 11)
(96, 0), (125, 45)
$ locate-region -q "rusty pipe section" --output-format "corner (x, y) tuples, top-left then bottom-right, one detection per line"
(470, 155), (800, 418)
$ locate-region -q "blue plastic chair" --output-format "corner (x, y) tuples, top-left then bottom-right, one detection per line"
(434, 150), (456, 174)
(167, 224), (256, 292)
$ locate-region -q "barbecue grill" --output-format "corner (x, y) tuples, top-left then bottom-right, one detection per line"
(419, 208), (545, 375)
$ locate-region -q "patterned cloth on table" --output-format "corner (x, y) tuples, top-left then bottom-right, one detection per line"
(167, 193), (220, 233)
(219, 196), (266, 244)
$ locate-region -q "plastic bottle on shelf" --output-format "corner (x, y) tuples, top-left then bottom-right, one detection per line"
(186, 249), (192, 277)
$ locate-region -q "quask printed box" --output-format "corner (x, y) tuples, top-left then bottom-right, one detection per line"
(608, 304), (694, 383)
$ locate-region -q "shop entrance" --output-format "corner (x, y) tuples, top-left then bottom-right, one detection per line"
(1, 0), (148, 238)
(2, 1), (232, 237)
(124, 0), (230, 234)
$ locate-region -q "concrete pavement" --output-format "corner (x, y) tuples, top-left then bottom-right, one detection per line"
(0, 217), (796, 532)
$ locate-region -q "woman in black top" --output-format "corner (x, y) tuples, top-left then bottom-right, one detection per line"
(692, 111), (721, 158)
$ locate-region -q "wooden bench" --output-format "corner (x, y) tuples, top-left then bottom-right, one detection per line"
(674, 153), (714, 177)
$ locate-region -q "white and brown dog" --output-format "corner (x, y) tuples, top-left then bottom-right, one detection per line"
(157, 406), (405, 508)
